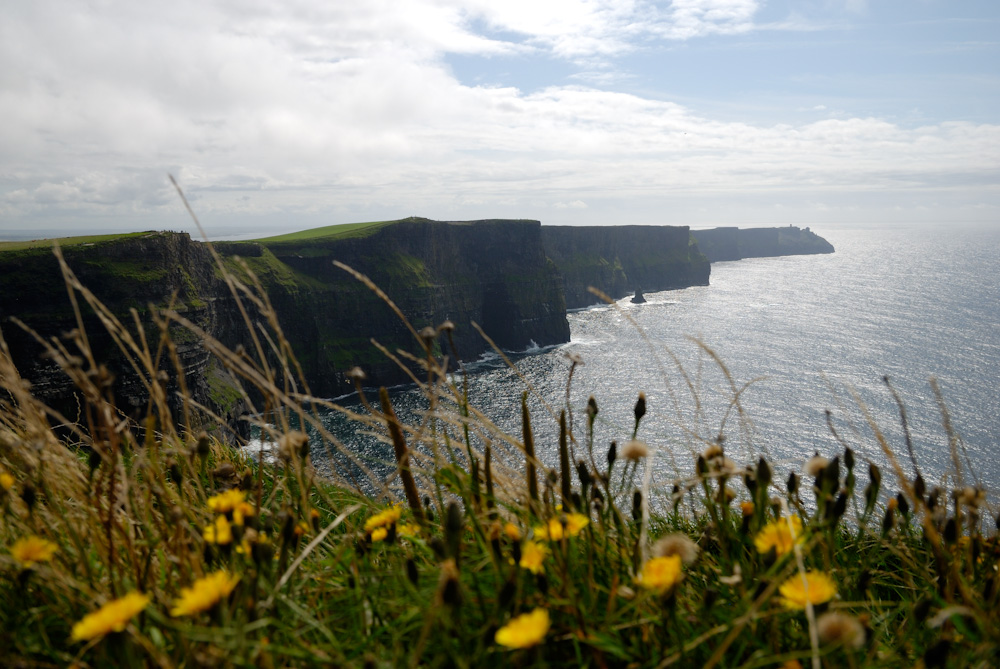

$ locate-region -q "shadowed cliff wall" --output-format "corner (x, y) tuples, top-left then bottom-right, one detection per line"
(540, 225), (710, 309)
(692, 226), (835, 262)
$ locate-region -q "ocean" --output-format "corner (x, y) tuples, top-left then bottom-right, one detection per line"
(300, 225), (1000, 500)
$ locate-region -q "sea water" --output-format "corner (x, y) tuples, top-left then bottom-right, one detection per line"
(301, 225), (1000, 498)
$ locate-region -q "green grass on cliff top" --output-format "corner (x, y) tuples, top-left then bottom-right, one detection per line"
(253, 219), (401, 243)
(0, 231), (150, 253)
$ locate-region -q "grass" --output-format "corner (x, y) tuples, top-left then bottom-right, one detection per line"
(0, 228), (998, 668)
(0, 231), (153, 253)
(253, 219), (402, 243)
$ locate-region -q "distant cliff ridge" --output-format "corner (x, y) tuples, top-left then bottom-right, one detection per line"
(0, 221), (834, 438)
(691, 225), (835, 262)
(541, 225), (710, 309)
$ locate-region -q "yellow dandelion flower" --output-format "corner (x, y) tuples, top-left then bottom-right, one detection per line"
(364, 505), (403, 532)
(233, 501), (255, 526)
(370, 527), (388, 542)
(503, 522), (521, 541)
(534, 513), (589, 541)
(206, 488), (246, 513)
(70, 592), (150, 642)
(0, 472), (14, 491)
(740, 501), (755, 517)
(170, 571), (240, 617)
(495, 608), (550, 649)
(778, 571), (837, 610)
(519, 541), (548, 574)
(397, 523), (420, 538)
(203, 515), (233, 545)
(636, 555), (683, 594)
(10, 535), (58, 567)
(754, 515), (804, 557)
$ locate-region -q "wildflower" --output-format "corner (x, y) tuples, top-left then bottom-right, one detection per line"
(495, 608), (550, 649)
(370, 527), (388, 543)
(778, 571), (837, 610)
(10, 535), (58, 567)
(719, 563), (742, 586)
(636, 555), (683, 594)
(534, 513), (589, 541)
(519, 541), (548, 574)
(621, 440), (649, 461)
(754, 516), (804, 557)
(804, 453), (829, 478)
(503, 522), (521, 541)
(207, 488), (245, 513)
(0, 472), (14, 491)
(740, 501), (755, 517)
(233, 501), (255, 526)
(170, 571), (240, 617)
(817, 611), (865, 650)
(70, 592), (150, 642)
(203, 515), (233, 545)
(397, 523), (420, 538)
(364, 505), (403, 533)
(652, 533), (699, 565)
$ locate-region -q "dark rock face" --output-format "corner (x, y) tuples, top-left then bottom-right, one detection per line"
(692, 226), (835, 262)
(540, 225), (710, 309)
(0, 221), (571, 421)
(256, 219), (570, 396)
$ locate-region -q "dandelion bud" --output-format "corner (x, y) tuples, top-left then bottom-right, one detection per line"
(406, 558), (419, 587)
(167, 459), (181, 483)
(696, 455), (707, 477)
(195, 432), (211, 458)
(757, 457), (772, 489)
(576, 461), (592, 488)
(943, 517), (958, 544)
(634, 392), (646, 423)
(923, 639), (951, 669)
(445, 502), (463, 560)
(498, 578), (516, 609)
(428, 538), (446, 560)
(881, 507), (895, 535)
(212, 462), (236, 481)
(857, 569), (871, 595)
(278, 509), (296, 545)
(927, 486), (942, 511)
(787, 471), (799, 495)
(702, 587), (719, 612)
(868, 463), (881, 487)
(844, 447), (855, 472)
(20, 482), (36, 511)
(240, 469), (253, 490)
(896, 492), (909, 516)
(632, 490), (642, 522)
(536, 573), (549, 595)
(913, 474), (926, 504)
(831, 492), (848, 522)
(743, 472), (757, 495)
(586, 396), (598, 422)
(607, 441), (617, 470)
(88, 448), (102, 472)
(440, 562), (462, 608)
(702, 444), (724, 461)
(822, 456), (840, 491)
(571, 491), (582, 510)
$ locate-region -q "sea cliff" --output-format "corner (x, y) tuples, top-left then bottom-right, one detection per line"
(541, 225), (710, 309)
(691, 225), (835, 262)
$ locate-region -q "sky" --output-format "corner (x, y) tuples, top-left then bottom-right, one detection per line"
(1, 0), (998, 239)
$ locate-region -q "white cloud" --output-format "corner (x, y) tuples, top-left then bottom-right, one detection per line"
(0, 0), (997, 232)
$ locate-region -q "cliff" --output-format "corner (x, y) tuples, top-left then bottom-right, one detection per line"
(691, 226), (835, 262)
(540, 225), (710, 309)
(0, 221), (571, 428)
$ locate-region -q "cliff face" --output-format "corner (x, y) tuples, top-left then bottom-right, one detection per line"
(540, 225), (710, 309)
(0, 221), (571, 419)
(692, 226), (835, 262)
(252, 218), (570, 396)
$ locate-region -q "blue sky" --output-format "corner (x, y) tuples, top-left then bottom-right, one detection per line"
(1, 0), (998, 238)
